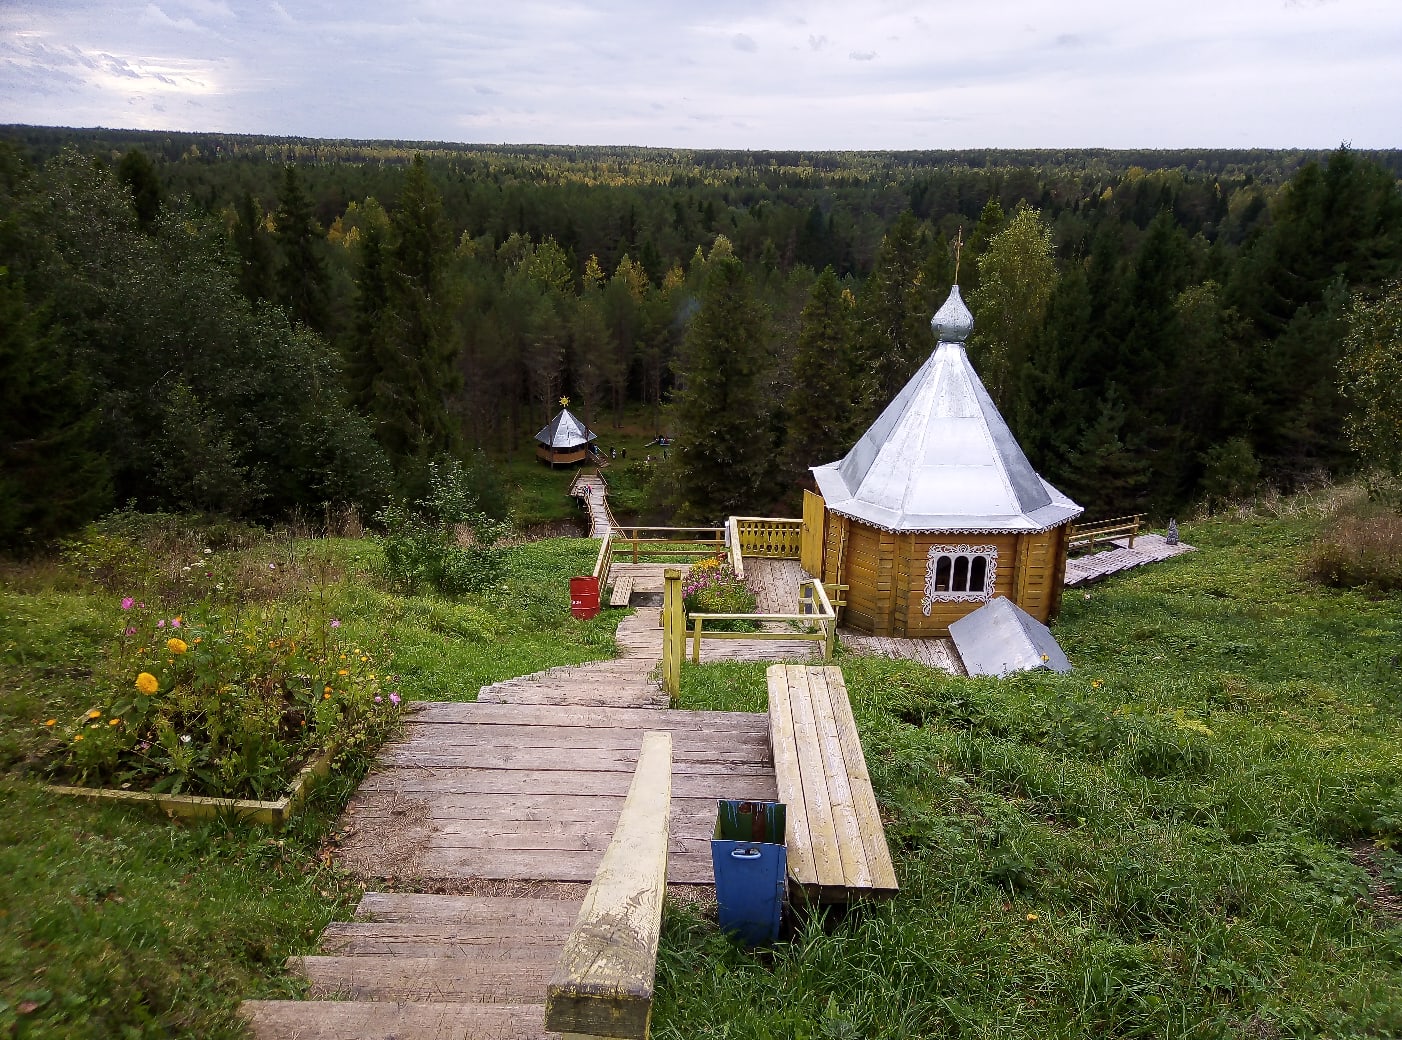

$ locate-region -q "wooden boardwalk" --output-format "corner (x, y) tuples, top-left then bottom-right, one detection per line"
(567, 470), (615, 537)
(839, 630), (964, 674)
(1064, 533), (1195, 588)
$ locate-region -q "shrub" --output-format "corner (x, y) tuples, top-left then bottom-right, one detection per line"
(376, 458), (511, 596)
(1307, 503), (1402, 591)
(682, 556), (758, 632)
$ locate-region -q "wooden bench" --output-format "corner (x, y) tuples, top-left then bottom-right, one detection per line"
(609, 573), (635, 608)
(545, 730), (671, 1039)
(767, 664), (898, 902)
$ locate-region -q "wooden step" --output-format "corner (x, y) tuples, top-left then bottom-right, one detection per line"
(318, 920), (577, 957)
(291, 954), (556, 1003)
(354, 892), (582, 927)
(609, 574), (635, 607)
(240, 999), (555, 1040)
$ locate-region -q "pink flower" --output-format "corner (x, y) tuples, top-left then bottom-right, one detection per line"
(121, 597), (134, 611)
(330, 619), (341, 629)
(374, 695), (382, 703)
(125, 626), (137, 636)
(157, 620), (165, 628)
(389, 692), (401, 706)
(170, 618), (181, 628)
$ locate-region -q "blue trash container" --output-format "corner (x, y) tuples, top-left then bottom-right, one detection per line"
(711, 800), (787, 945)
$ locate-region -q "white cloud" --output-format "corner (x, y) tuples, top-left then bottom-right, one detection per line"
(0, 0), (1398, 147)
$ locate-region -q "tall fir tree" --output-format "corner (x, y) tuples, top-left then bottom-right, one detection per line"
(785, 267), (855, 483)
(852, 212), (932, 425)
(671, 256), (773, 521)
(232, 190), (277, 303)
(273, 165), (332, 335)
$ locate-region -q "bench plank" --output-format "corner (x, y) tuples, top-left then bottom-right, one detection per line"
(818, 666), (898, 892)
(766, 668), (817, 886)
(807, 667), (874, 889)
(780, 664), (845, 889)
(545, 730), (671, 1040)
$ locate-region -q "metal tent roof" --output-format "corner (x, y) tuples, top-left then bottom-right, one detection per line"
(811, 285), (1083, 534)
(534, 407), (597, 450)
(948, 596), (1072, 677)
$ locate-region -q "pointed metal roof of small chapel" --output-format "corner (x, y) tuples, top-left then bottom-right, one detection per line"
(811, 285), (1083, 533)
(534, 407), (597, 449)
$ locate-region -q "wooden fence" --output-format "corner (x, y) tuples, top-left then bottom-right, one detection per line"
(659, 570), (836, 698)
(1067, 513), (1143, 552)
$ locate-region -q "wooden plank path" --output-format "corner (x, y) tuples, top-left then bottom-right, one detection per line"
(1064, 533), (1195, 588)
(568, 470), (616, 537)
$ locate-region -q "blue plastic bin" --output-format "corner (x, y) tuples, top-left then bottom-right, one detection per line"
(711, 800), (787, 945)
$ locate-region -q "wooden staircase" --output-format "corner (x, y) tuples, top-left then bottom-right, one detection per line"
(478, 608), (667, 709)
(242, 893), (576, 1039)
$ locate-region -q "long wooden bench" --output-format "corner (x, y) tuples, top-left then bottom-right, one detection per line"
(767, 664), (898, 902)
(545, 730), (672, 1040)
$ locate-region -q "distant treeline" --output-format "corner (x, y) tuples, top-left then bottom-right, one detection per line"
(1, 127), (1399, 544)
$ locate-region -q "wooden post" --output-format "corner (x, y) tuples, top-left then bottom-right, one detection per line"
(661, 568), (683, 701)
(691, 616), (702, 664)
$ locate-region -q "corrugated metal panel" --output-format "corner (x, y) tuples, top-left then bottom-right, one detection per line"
(948, 596), (1072, 677)
(811, 285), (1082, 534)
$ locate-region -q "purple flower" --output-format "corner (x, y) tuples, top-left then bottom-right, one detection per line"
(121, 597), (134, 611)
(374, 695), (383, 704)
(157, 620), (165, 628)
(389, 692), (401, 706)
(125, 626), (137, 637)
(330, 619), (341, 629)
(170, 618), (180, 628)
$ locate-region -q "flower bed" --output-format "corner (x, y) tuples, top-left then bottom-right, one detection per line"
(682, 556), (759, 632)
(40, 586), (401, 804)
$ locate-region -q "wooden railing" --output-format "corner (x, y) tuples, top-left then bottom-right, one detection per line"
(659, 571), (836, 697)
(611, 526), (725, 564)
(1067, 514), (1143, 552)
(592, 529), (614, 595)
(733, 516), (802, 559)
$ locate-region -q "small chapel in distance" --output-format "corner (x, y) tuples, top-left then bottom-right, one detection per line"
(805, 284), (1084, 638)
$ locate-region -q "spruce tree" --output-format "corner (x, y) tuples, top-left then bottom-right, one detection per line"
(273, 165), (332, 334)
(786, 267), (855, 481)
(671, 256), (772, 521)
(852, 212), (931, 424)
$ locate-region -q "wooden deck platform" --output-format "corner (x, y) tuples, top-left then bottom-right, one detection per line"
(568, 471), (615, 538)
(1064, 533), (1195, 588)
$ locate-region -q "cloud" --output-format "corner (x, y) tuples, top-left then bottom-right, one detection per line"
(142, 3), (207, 34)
(849, 50), (876, 61)
(808, 34), (828, 51)
(732, 33), (757, 53)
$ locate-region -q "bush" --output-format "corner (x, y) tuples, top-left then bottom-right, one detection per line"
(375, 458), (511, 596)
(682, 556), (758, 632)
(1307, 503), (1402, 591)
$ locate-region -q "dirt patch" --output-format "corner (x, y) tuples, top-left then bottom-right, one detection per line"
(1350, 841), (1402, 923)
(331, 792), (434, 879)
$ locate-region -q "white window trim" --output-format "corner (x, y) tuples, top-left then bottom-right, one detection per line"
(922, 544), (998, 613)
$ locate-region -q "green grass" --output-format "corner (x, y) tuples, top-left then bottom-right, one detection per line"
(0, 530), (626, 1036)
(662, 506), (1402, 1039)
(4, 502), (1401, 1037)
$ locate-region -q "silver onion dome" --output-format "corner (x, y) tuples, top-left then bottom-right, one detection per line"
(931, 284), (974, 343)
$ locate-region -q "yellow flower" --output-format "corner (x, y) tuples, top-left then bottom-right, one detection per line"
(44, 719), (56, 727)
(74, 734), (84, 742)
(167, 637), (188, 654)
(324, 685), (333, 693)
(87, 709), (101, 719)
(338, 669), (349, 676)
(1026, 912), (1039, 922)
(323, 692), (331, 700)
(136, 672), (159, 695)
(109, 718), (121, 726)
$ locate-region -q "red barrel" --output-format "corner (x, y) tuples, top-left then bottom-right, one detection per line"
(570, 576), (600, 620)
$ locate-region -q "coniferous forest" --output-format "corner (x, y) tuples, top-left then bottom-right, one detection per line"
(3, 126), (1401, 545)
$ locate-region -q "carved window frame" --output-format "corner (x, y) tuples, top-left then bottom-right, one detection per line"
(922, 544), (997, 613)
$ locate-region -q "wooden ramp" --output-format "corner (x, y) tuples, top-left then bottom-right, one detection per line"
(1064, 533), (1195, 588)
(766, 664), (898, 902)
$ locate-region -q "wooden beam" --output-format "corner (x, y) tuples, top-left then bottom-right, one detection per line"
(545, 730), (672, 1040)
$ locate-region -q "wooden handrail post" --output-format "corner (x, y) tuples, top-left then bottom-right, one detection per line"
(662, 568), (683, 701)
(691, 616), (702, 664)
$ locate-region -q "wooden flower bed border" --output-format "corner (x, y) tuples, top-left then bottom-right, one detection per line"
(45, 746), (337, 828)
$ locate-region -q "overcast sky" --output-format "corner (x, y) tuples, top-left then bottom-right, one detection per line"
(1, 1), (1397, 150)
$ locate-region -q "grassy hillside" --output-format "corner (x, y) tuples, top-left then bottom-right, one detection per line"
(1, 498), (1399, 1037)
